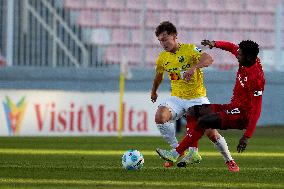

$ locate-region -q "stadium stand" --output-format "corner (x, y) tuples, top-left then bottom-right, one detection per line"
(0, 0), (281, 70)
(63, 0), (281, 69)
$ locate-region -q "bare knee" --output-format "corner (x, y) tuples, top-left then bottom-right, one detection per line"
(155, 106), (172, 124)
(205, 129), (220, 143)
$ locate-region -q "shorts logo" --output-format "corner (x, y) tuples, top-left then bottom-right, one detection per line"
(254, 91), (263, 96)
(3, 96), (27, 135)
(226, 108), (240, 115)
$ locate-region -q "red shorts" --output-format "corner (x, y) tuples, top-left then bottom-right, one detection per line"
(210, 104), (249, 130)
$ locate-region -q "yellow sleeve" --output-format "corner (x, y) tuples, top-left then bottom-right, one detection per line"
(155, 54), (164, 74)
(189, 44), (202, 65)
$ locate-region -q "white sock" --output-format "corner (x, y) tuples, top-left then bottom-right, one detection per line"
(157, 122), (178, 149)
(171, 149), (180, 158)
(214, 135), (233, 162)
(189, 147), (198, 152)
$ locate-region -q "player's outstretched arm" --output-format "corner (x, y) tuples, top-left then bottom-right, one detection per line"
(151, 72), (163, 103)
(202, 39), (238, 57)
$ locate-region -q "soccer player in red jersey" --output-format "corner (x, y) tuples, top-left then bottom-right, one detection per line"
(156, 39), (265, 172)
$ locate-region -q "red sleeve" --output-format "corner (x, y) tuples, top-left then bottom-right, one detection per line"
(244, 95), (262, 138)
(244, 72), (264, 138)
(214, 41), (239, 57)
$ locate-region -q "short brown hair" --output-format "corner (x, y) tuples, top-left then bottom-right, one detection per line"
(155, 21), (177, 37)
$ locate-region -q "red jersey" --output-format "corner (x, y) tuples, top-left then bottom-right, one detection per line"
(215, 41), (265, 138)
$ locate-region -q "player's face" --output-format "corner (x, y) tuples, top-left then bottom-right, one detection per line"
(237, 49), (247, 66)
(157, 32), (177, 53)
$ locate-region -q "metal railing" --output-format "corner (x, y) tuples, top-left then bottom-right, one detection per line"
(0, 0), (89, 67)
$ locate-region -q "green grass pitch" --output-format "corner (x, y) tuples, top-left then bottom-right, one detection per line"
(0, 127), (283, 189)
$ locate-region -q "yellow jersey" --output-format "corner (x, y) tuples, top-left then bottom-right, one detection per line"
(155, 43), (206, 99)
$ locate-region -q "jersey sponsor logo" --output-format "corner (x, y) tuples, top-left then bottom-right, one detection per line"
(238, 74), (247, 87)
(178, 56), (185, 63)
(254, 90), (263, 96)
(226, 108), (240, 115)
(170, 73), (180, 80)
(194, 47), (202, 53)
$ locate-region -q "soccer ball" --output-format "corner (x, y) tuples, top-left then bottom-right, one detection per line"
(121, 149), (144, 170)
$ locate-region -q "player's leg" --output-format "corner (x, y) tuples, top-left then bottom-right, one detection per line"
(155, 106), (178, 149)
(205, 129), (235, 163)
(180, 98), (211, 163)
(198, 106), (240, 172)
(156, 105), (207, 163)
(155, 96), (185, 149)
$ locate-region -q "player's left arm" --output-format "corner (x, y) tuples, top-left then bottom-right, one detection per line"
(183, 52), (213, 81)
(237, 80), (264, 153)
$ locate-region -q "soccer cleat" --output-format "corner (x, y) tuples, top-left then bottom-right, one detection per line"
(156, 148), (179, 163)
(163, 161), (174, 168)
(176, 149), (202, 167)
(226, 160), (240, 172)
(163, 151), (186, 168)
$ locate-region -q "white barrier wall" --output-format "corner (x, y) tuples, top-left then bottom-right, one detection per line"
(0, 90), (168, 136)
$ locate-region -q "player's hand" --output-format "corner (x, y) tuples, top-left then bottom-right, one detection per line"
(237, 135), (249, 153)
(151, 92), (158, 103)
(183, 67), (196, 81)
(201, 39), (215, 49)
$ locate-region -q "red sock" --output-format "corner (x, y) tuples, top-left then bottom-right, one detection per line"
(186, 116), (198, 148)
(176, 116), (205, 154)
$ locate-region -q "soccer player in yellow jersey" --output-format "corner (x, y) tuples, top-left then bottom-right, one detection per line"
(151, 21), (238, 170)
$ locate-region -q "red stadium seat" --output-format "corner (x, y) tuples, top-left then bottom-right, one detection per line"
(126, 0), (143, 10)
(119, 11), (140, 28)
(256, 14), (275, 30)
(217, 13), (238, 30)
(224, 0), (245, 12)
(178, 29), (192, 44)
(167, 0), (187, 11)
(185, 0), (207, 11)
(105, 46), (122, 64)
(85, 0), (105, 9)
(198, 12), (217, 29)
(146, 46), (162, 66)
(77, 10), (96, 27)
(146, 11), (160, 28)
(146, 0), (167, 11)
(105, 0), (126, 10)
(131, 29), (142, 45)
(245, 0), (267, 13)
(159, 11), (178, 25)
(98, 10), (120, 27)
(206, 0), (226, 11)
(237, 13), (257, 30)
(178, 12), (199, 29)
(127, 46), (141, 65)
(111, 28), (131, 45)
(145, 29), (159, 46)
(266, 0), (279, 12)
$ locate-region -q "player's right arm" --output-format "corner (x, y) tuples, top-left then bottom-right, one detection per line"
(151, 55), (164, 103)
(151, 72), (163, 103)
(201, 39), (239, 57)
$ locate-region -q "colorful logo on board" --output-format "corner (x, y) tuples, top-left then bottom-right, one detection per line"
(3, 96), (27, 135)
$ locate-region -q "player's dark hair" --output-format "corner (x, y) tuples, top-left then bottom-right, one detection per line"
(155, 21), (177, 37)
(239, 40), (259, 59)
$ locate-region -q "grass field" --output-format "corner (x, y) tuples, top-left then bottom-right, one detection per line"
(0, 127), (283, 189)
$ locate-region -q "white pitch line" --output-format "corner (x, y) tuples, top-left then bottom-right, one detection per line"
(0, 149), (283, 157)
(0, 178), (283, 189)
